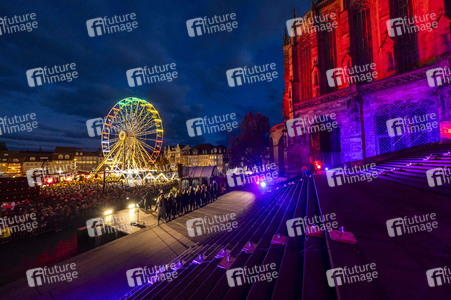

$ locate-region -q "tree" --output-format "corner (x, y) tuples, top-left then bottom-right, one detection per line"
(229, 112), (270, 168)
(156, 153), (170, 168)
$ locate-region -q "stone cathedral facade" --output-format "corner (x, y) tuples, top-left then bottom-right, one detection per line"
(270, 0), (451, 177)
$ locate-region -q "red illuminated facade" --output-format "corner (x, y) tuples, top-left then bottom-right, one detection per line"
(271, 0), (451, 176)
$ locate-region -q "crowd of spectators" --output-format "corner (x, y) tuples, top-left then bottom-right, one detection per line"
(0, 180), (176, 241)
(150, 181), (220, 225)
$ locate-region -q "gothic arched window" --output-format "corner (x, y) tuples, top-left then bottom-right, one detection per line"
(349, 1), (373, 67)
(389, 0), (419, 73)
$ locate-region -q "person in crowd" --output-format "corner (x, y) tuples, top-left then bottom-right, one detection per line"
(166, 192), (172, 221)
(184, 188), (190, 214)
(201, 185), (207, 206)
(199, 185), (204, 207)
(189, 186), (195, 212)
(176, 190), (183, 217)
(195, 186), (201, 209)
(301, 165), (309, 177)
(212, 181), (218, 201)
(157, 190), (167, 225)
(154, 195), (159, 212)
(168, 192), (176, 221)
(141, 191), (149, 211)
(206, 183), (212, 204)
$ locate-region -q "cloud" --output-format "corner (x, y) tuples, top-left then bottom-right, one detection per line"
(0, 0), (303, 150)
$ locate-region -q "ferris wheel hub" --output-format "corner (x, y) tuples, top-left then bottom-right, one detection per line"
(119, 131), (126, 140)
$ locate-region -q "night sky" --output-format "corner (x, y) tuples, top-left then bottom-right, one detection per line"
(0, 0), (307, 151)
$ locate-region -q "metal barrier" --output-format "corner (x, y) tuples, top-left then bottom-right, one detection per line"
(0, 215), (79, 245)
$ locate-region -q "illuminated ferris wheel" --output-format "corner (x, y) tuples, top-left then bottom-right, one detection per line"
(94, 97), (163, 182)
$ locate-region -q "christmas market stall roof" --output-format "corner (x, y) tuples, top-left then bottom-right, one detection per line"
(182, 166), (219, 178)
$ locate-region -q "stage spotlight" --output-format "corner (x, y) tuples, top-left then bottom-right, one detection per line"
(104, 210), (113, 215)
(128, 204), (135, 209)
(260, 181), (266, 188)
(313, 160), (322, 170)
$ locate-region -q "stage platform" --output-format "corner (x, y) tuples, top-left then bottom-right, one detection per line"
(0, 191), (256, 300)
